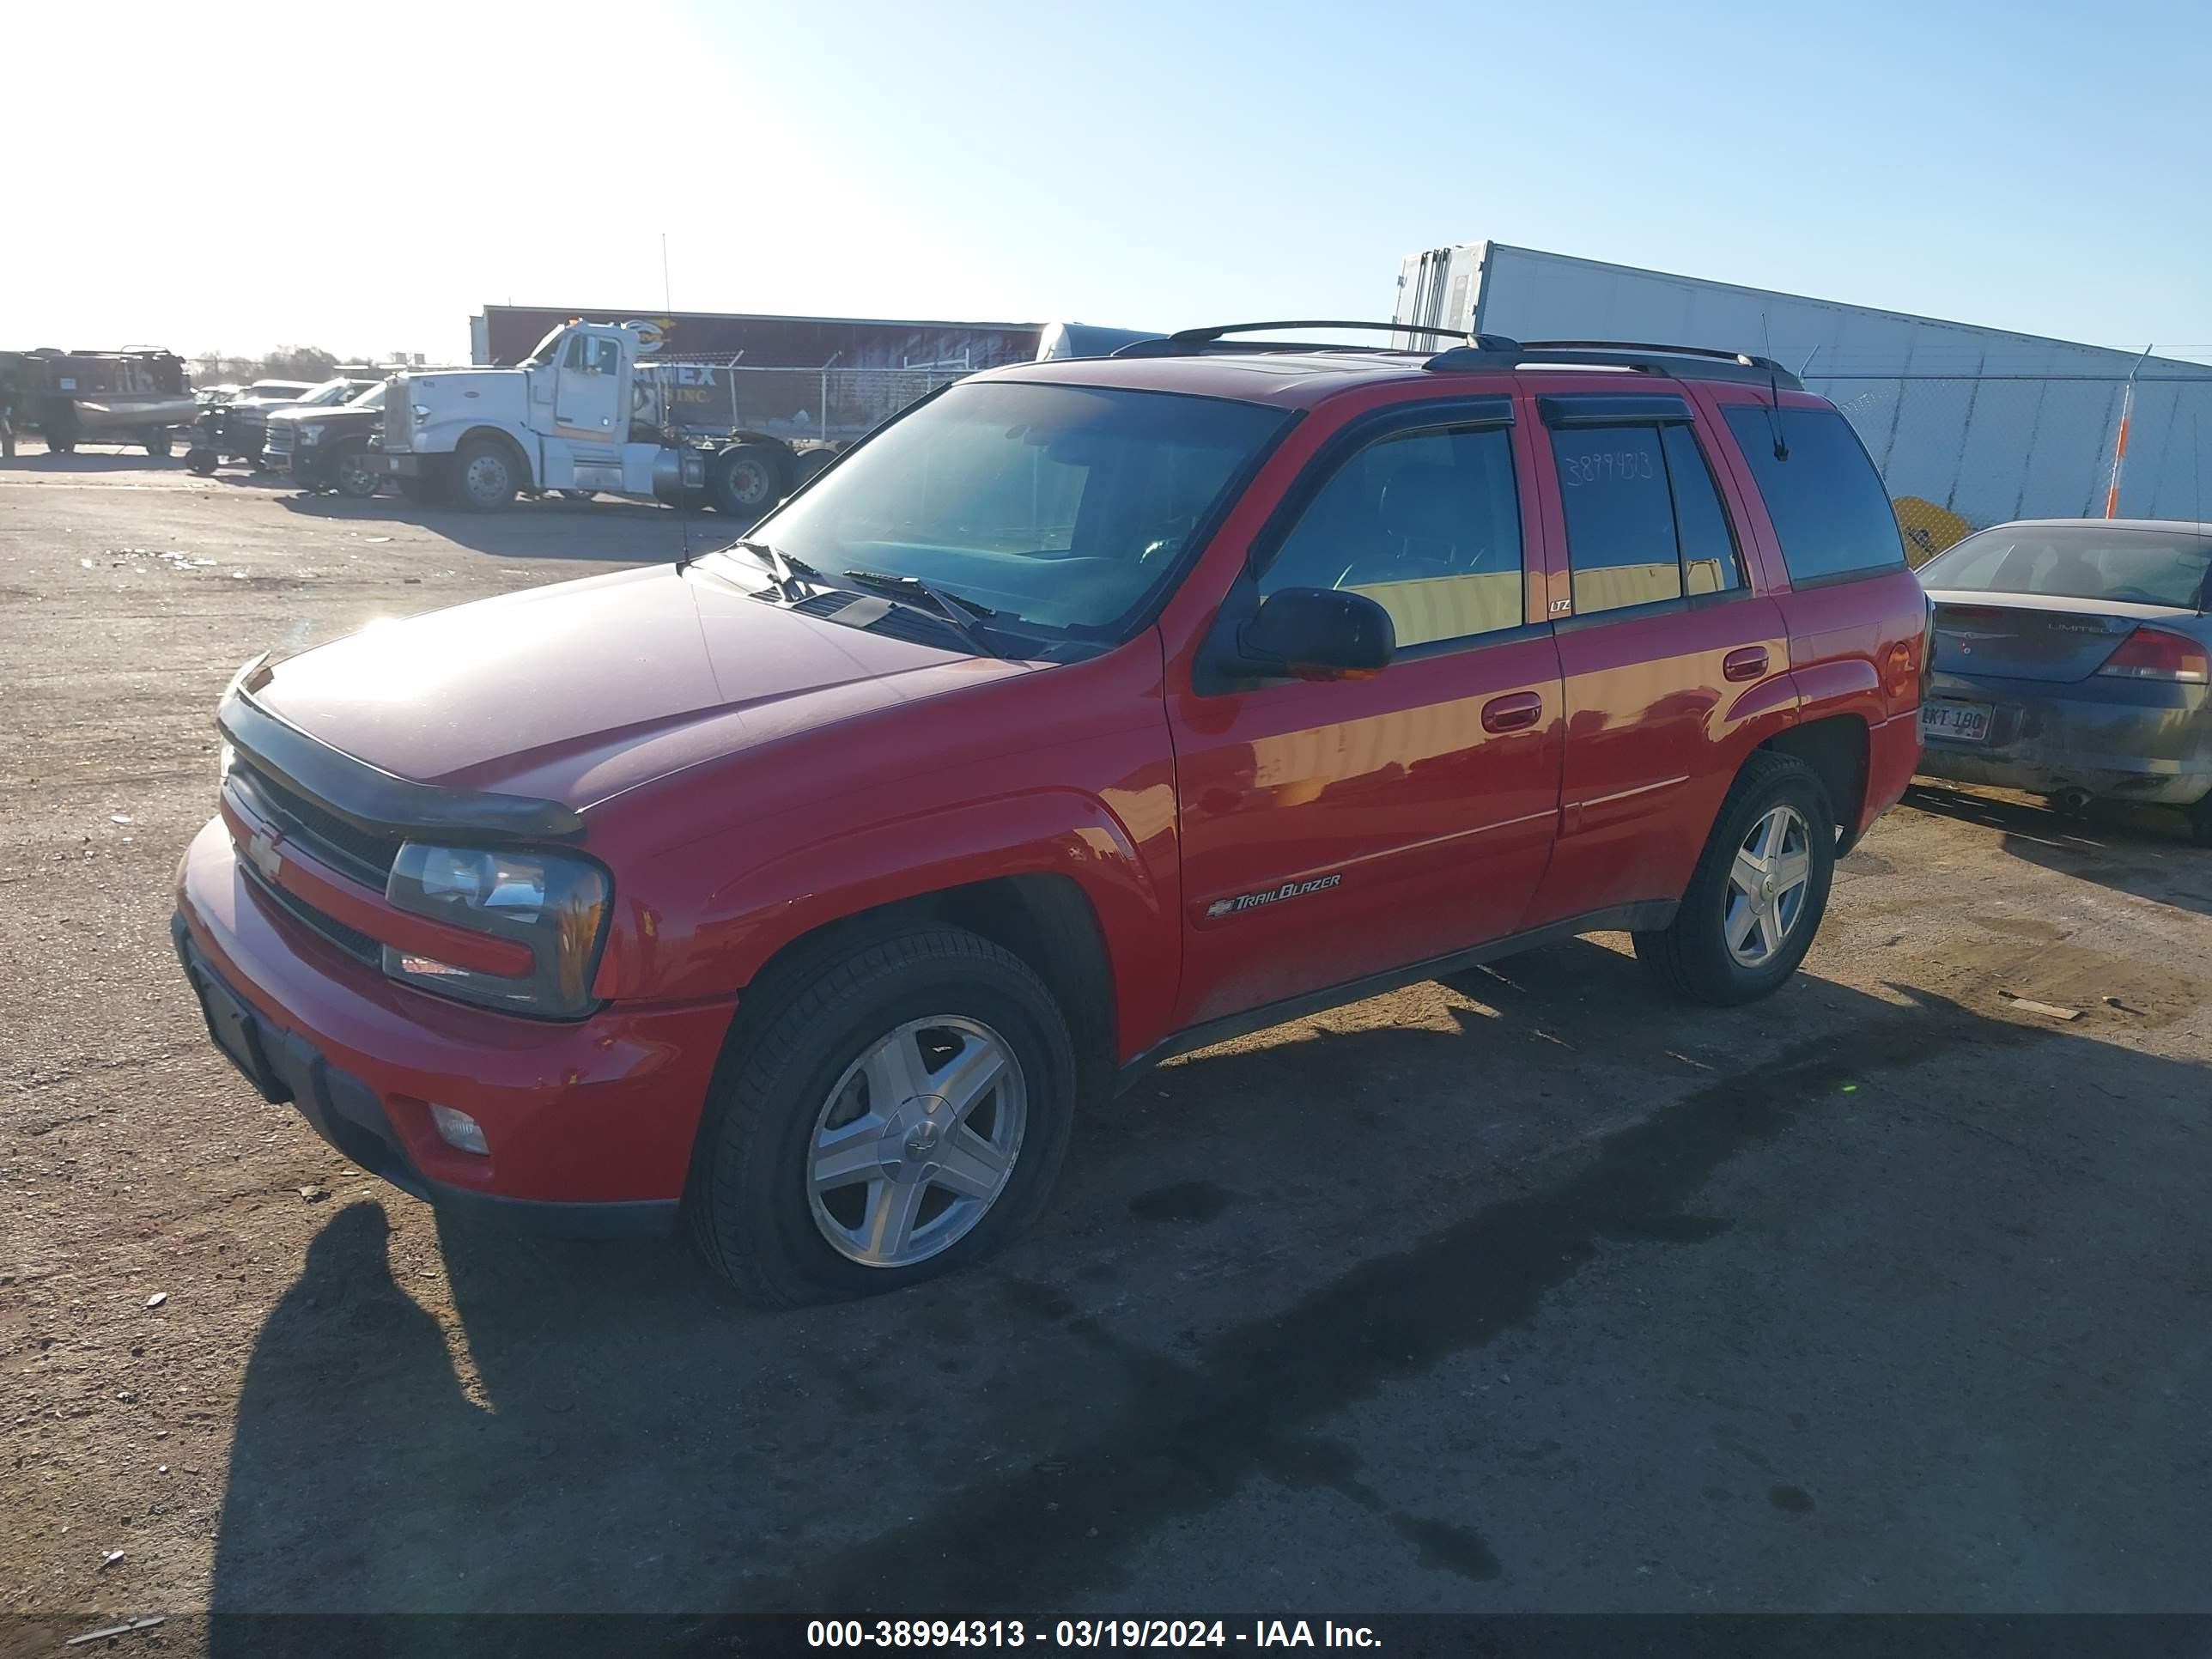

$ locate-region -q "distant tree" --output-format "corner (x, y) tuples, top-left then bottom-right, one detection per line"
(258, 346), (342, 382)
(188, 345), (349, 387)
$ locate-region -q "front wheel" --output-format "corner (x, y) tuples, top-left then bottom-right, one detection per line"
(449, 438), (519, 509)
(328, 442), (380, 499)
(1633, 752), (1836, 1006)
(688, 927), (1078, 1307)
(184, 448), (219, 476)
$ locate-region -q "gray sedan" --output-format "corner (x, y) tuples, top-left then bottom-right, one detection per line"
(1916, 518), (2212, 844)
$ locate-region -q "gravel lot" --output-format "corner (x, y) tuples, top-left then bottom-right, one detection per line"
(4, 449), (2209, 1642)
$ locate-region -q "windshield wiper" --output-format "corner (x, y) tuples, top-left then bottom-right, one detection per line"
(728, 538), (833, 601)
(841, 569), (1009, 659)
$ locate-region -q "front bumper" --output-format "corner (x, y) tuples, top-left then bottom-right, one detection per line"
(1916, 668), (2212, 806)
(173, 817), (736, 1229)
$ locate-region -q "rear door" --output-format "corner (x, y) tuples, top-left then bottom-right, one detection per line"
(1167, 398), (1565, 1027)
(1522, 391), (1791, 925)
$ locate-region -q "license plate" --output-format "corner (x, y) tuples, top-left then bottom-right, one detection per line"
(191, 969), (286, 1103)
(1922, 700), (1993, 743)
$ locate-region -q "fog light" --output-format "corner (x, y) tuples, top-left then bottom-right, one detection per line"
(428, 1104), (489, 1156)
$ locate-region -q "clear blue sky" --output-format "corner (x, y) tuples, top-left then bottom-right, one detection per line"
(9, 0), (2208, 362)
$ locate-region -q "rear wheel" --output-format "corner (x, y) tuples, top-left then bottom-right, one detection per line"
(1633, 751), (1836, 1006)
(142, 427), (173, 459)
(789, 447), (838, 490)
(449, 438), (519, 509)
(688, 926), (1077, 1307)
(706, 441), (787, 519)
(185, 448), (219, 476)
(2187, 790), (2212, 848)
(329, 441), (380, 499)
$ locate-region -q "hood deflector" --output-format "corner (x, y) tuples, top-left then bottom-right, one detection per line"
(216, 654), (586, 845)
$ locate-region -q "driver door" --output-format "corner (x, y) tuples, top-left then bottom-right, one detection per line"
(1166, 403), (1566, 1028)
(553, 331), (625, 445)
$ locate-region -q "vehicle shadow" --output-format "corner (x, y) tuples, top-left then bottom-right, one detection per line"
(0, 447), (181, 472)
(1904, 780), (2212, 918)
(204, 939), (2212, 1623)
(274, 490), (750, 561)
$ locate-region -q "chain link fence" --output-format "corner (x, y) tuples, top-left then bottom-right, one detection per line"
(1809, 366), (2212, 564)
(641, 363), (970, 444)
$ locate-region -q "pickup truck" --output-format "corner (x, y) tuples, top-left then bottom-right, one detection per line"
(173, 325), (1929, 1306)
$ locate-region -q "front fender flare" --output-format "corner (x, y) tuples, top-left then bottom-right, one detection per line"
(596, 787), (1179, 1060)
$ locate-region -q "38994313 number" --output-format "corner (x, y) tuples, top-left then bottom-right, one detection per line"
(1559, 447), (1657, 487)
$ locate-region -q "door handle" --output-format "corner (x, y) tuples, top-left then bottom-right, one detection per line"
(1723, 647), (1770, 682)
(1481, 692), (1544, 733)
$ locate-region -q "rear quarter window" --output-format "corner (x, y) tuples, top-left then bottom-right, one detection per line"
(1723, 404), (1905, 586)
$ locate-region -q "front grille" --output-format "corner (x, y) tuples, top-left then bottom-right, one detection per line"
(234, 761), (404, 888)
(264, 423), (294, 459)
(242, 860), (380, 965)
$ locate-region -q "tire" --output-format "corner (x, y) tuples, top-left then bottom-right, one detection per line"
(1633, 751), (1837, 1006)
(688, 926), (1078, 1308)
(448, 437), (519, 509)
(143, 428), (173, 459)
(329, 441), (380, 499)
(185, 448), (219, 476)
(2187, 791), (2212, 848)
(706, 441), (789, 519)
(789, 447), (838, 490)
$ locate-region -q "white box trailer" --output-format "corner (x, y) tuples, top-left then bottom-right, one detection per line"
(1394, 243), (2212, 552)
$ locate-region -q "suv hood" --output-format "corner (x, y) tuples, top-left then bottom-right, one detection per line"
(251, 562), (1030, 811)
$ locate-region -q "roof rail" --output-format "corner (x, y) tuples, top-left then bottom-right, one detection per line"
(1111, 320), (1520, 358)
(1424, 337), (1802, 389)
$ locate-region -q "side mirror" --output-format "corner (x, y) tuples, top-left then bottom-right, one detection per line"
(1239, 586), (1395, 679)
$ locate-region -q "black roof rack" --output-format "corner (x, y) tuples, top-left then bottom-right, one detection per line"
(1104, 320), (1802, 389)
(1423, 337), (1801, 389)
(1110, 320), (1522, 359)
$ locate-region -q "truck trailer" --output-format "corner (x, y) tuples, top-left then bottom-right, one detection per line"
(1393, 242), (2212, 554)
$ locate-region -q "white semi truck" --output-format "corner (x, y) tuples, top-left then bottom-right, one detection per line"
(375, 319), (962, 514)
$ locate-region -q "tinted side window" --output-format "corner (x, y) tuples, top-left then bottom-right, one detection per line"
(1662, 424), (1743, 595)
(1552, 426), (1682, 613)
(1260, 425), (1523, 649)
(1723, 404), (1905, 584)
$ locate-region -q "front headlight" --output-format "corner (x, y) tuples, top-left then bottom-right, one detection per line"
(298, 422), (325, 445)
(383, 842), (611, 1018)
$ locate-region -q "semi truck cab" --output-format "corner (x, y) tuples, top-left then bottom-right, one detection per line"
(380, 320), (706, 509)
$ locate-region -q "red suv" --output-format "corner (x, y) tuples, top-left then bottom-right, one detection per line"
(173, 325), (1928, 1304)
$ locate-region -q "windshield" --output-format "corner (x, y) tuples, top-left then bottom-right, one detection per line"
(345, 382), (386, 410)
(524, 326), (568, 367)
(732, 380), (1288, 641)
(299, 379), (357, 405)
(1919, 523), (2211, 610)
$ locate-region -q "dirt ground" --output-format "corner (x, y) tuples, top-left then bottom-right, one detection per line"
(3, 448), (2209, 1645)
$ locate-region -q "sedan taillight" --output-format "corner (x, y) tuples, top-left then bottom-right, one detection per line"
(2096, 626), (2211, 684)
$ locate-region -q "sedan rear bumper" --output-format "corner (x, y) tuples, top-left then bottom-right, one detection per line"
(1917, 668), (2212, 806)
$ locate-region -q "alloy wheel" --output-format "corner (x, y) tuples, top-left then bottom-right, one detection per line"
(805, 1015), (1027, 1268)
(1723, 804), (1813, 967)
